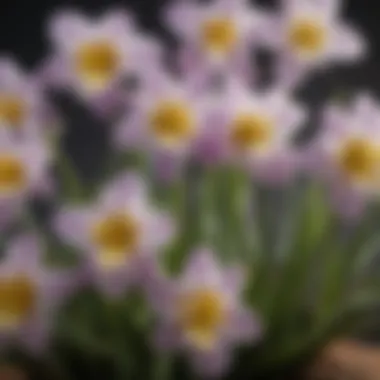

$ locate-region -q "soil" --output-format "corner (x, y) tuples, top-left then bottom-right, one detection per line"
(307, 340), (380, 380)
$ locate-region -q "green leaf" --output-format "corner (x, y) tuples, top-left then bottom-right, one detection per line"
(268, 182), (333, 335)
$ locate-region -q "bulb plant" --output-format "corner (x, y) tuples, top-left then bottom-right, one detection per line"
(0, 0), (378, 379)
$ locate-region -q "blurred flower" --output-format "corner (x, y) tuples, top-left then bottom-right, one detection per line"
(53, 173), (175, 297)
(194, 80), (306, 184)
(0, 234), (74, 353)
(163, 0), (270, 83)
(113, 73), (212, 179)
(0, 57), (53, 138)
(45, 9), (162, 106)
(151, 248), (261, 378)
(305, 94), (380, 219)
(0, 131), (52, 229)
(262, 0), (366, 88)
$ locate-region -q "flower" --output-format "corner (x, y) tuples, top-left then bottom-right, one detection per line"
(194, 80), (306, 184)
(262, 0), (367, 88)
(113, 73), (212, 179)
(46, 9), (162, 104)
(53, 172), (175, 297)
(0, 234), (75, 353)
(151, 248), (262, 378)
(163, 0), (270, 83)
(305, 94), (380, 219)
(0, 57), (52, 138)
(0, 130), (52, 229)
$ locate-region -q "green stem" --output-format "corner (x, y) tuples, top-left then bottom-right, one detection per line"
(165, 163), (202, 273)
(106, 299), (133, 380)
(247, 184), (277, 311)
(152, 355), (172, 380)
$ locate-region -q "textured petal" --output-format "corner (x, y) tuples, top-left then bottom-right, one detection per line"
(0, 199), (22, 231)
(0, 57), (26, 89)
(140, 211), (175, 254)
(163, 0), (200, 40)
(222, 266), (245, 298)
(275, 55), (310, 90)
(47, 10), (90, 50)
(113, 110), (148, 151)
(53, 207), (96, 249)
(181, 248), (223, 290)
(98, 8), (136, 35)
(329, 24), (367, 62)
(225, 308), (262, 344)
(99, 172), (148, 210)
(148, 280), (176, 322)
(3, 233), (43, 271)
(284, 0), (342, 19)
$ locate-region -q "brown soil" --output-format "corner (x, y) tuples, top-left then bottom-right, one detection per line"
(307, 340), (380, 380)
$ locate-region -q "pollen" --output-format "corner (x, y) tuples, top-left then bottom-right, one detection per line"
(91, 212), (140, 268)
(230, 113), (273, 152)
(0, 94), (26, 128)
(0, 154), (27, 194)
(149, 101), (195, 147)
(201, 17), (238, 55)
(338, 138), (380, 183)
(288, 18), (327, 57)
(0, 275), (36, 329)
(177, 289), (225, 350)
(74, 40), (121, 91)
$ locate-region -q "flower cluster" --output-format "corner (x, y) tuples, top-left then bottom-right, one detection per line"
(0, 0), (376, 379)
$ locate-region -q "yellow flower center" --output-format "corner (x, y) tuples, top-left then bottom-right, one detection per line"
(149, 101), (195, 147)
(74, 41), (121, 91)
(288, 18), (327, 57)
(201, 17), (238, 55)
(230, 113), (273, 152)
(0, 154), (27, 194)
(90, 212), (140, 269)
(0, 94), (26, 128)
(0, 275), (36, 329)
(177, 289), (225, 350)
(338, 138), (380, 184)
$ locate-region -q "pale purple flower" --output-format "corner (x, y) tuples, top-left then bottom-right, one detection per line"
(53, 172), (175, 297)
(262, 0), (367, 88)
(305, 94), (380, 220)
(151, 248), (262, 378)
(45, 9), (162, 105)
(113, 72), (213, 179)
(0, 234), (76, 353)
(0, 130), (53, 229)
(194, 80), (306, 185)
(0, 57), (53, 138)
(163, 0), (270, 84)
